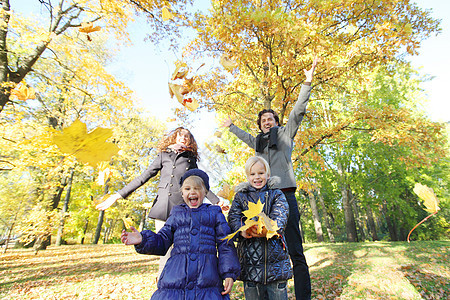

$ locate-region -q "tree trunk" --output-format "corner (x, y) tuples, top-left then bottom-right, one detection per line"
(337, 162), (357, 242)
(80, 218), (89, 244)
(382, 200), (398, 241)
(317, 189), (335, 243)
(366, 206), (378, 241)
(351, 196), (366, 241)
(139, 209), (148, 232)
(308, 191), (324, 242)
(56, 168), (74, 246)
(2, 222), (14, 254)
(93, 180), (109, 244)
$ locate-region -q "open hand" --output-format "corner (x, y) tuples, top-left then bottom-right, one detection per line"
(221, 116), (232, 128)
(121, 226), (143, 245)
(304, 56), (319, 83)
(96, 193), (122, 210)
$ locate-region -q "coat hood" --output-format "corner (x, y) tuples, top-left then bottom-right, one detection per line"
(234, 176), (281, 193)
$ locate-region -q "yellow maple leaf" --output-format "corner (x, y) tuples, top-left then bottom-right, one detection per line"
(78, 22), (101, 34)
(220, 53), (238, 72)
(244, 199), (264, 219)
(413, 183), (440, 213)
(217, 184), (235, 201)
(223, 219), (258, 242)
(96, 162), (112, 186)
(53, 119), (119, 166)
(122, 217), (134, 229)
(171, 62), (189, 80)
(162, 6), (173, 21)
(10, 83), (36, 100)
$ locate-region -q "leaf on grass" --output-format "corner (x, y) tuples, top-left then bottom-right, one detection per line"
(10, 83), (35, 100)
(53, 119), (119, 166)
(413, 183), (440, 213)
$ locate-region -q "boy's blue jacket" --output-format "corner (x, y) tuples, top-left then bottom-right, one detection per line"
(228, 177), (292, 284)
(135, 203), (240, 300)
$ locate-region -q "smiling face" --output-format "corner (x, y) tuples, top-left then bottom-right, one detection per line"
(176, 129), (191, 146)
(247, 161), (269, 190)
(260, 112), (278, 134)
(181, 176), (206, 208)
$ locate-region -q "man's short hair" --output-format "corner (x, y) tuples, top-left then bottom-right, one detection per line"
(257, 109), (280, 130)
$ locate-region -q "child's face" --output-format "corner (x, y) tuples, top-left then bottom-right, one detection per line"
(181, 178), (205, 208)
(176, 129), (190, 146)
(247, 161), (268, 189)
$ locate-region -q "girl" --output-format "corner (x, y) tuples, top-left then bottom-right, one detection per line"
(96, 127), (219, 275)
(228, 156), (292, 300)
(121, 169), (240, 299)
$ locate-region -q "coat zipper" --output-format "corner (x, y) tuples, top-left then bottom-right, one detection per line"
(264, 191), (268, 284)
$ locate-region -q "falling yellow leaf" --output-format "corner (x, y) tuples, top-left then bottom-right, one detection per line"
(96, 162), (112, 186)
(78, 22), (101, 33)
(168, 83), (184, 103)
(182, 97), (199, 111)
(53, 119), (119, 166)
(122, 217), (134, 229)
(217, 184), (235, 201)
(171, 62), (189, 80)
(162, 6), (173, 21)
(10, 83), (35, 100)
(220, 53), (238, 72)
(413, 183), (440, 213)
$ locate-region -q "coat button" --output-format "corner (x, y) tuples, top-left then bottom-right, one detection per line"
(187, 282), (194, 289)
(190, 253), (197, 261)
(171, 175), (174, 178)
(191, 228), (198, 235)
(186, 167), (189, 170)
(168, 193), (172, 196)
(173, 165), (176, 169)
(170, 184), (173, 187)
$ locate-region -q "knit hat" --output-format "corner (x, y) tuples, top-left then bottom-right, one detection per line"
(180, 169), (210, 191)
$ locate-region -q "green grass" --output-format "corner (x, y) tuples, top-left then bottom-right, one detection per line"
(1, 241), (448, 299)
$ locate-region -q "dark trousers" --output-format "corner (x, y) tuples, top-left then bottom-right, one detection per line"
(282, 190), (311, 300)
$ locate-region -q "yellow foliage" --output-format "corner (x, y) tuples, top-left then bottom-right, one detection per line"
(122, 217), (135, 229)
(223, 199), (280, 241)
(53, 119), (119, 166)
(413, 183), (440, 213)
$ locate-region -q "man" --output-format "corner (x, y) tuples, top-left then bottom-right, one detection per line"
(222, 57), (318, 300)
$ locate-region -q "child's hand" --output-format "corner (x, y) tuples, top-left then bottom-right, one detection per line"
(248, 225), (268, 238)
(121, 226), (143, 245)
(241, 228), (252, 239)
(222, 277), (234, 295)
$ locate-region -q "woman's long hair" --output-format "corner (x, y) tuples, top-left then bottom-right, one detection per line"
(157, 127), (199, 160)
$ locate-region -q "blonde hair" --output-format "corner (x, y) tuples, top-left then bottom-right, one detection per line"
(244, 156), (271, 177)
(180, 175), (207, 193)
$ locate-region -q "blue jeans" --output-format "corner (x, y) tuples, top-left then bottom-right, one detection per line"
(283, 190), (311, 300)
(244, 281), (288, 300)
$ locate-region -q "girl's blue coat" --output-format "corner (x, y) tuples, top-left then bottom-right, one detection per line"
(135, 203), (240, 300)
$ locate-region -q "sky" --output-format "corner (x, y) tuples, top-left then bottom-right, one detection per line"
(17, 0), (450, 143)
(108, 0), (450, 143)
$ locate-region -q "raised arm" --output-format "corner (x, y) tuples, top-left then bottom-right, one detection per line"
(222, 116), (257, 149)
(283, 57), (319, 139)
